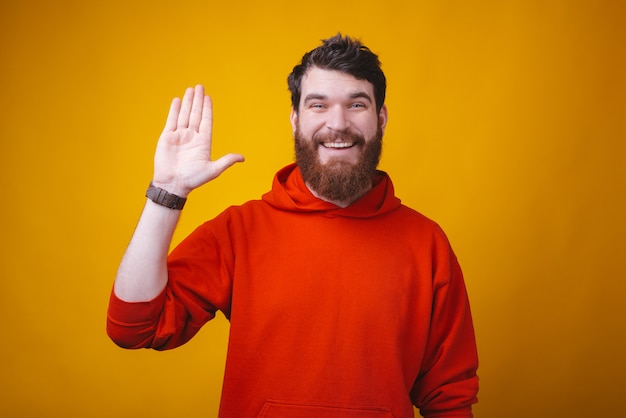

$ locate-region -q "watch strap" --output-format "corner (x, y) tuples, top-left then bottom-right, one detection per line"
(146, 182), (187, 210)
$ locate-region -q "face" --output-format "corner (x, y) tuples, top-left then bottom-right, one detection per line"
(291, 67), (388, 204)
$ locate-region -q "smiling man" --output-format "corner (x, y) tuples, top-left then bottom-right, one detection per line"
(107, 34), (479, 418)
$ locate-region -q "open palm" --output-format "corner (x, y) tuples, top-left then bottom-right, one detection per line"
(153, 85), (244, 197)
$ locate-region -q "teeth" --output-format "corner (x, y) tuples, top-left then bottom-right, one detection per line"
(323, 142), (354, 149)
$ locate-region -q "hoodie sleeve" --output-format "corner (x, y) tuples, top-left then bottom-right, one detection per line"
(410, 239), (479, 418)
(106, 219), (234, 350)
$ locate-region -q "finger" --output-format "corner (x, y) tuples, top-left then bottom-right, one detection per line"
(163, 97), (181, 132)
(199, 95), (213, 138)
(177, 87), (194, 129)
(188, 85), (205, 131)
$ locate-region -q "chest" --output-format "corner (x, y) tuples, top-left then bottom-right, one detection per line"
(229, 213), (435, 330)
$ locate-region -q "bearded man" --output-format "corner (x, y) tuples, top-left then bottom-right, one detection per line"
(107, 34), (479, 418)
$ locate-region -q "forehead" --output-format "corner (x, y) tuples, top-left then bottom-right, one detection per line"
(300, 67), (375, 99)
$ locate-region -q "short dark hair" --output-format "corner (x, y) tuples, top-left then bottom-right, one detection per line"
(287, 34), (386, 113)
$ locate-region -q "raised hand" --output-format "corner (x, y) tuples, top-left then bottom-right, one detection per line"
(152, 85), (244, 196)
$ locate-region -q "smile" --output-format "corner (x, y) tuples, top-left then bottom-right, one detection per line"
(321, 142), (356, 149)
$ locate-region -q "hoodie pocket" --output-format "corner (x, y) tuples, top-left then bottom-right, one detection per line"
(256, 399), (394, 418)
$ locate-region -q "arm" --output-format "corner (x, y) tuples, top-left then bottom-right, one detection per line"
(113, 85), (244, 302)
(412, 247), (479, 417)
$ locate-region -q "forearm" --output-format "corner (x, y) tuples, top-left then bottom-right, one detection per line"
(113, 198), (181, 302)
(113, 85), (242, 302)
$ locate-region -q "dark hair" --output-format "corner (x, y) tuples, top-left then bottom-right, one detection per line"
(287, 34), (386, 113)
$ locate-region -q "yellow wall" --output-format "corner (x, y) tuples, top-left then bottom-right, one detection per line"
(1, 1), (624, 417)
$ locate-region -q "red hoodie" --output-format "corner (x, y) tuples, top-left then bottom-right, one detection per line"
(107, 164), (478, 418)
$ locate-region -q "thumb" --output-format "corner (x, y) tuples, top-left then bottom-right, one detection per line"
(210, 153), (245, 179)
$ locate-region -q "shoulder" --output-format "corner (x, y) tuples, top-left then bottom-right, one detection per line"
(388, 204), (459, 255)
(394, 204), (447, 233)
(198, 199), (275, 234)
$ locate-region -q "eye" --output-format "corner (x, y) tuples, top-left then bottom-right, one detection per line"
(350, 102), (366, 109)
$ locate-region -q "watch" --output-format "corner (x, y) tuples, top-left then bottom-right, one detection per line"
(145, 182), (187, 210)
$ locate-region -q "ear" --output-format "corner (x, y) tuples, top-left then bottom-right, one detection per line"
(290, 108), (298, 134)
(378, 104), (389, 133)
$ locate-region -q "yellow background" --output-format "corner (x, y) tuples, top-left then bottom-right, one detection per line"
(1, 1), (624, 417)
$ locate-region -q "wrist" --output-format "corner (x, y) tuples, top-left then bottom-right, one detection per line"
(150, 179), (191, 198)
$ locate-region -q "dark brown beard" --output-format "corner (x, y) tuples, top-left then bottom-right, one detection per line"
(294, 125), (383, 204)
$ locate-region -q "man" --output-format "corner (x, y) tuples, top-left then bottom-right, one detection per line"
(107, 34), (479, 418)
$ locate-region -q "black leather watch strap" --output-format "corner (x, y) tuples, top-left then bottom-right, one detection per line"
(146, 182), (187, 210)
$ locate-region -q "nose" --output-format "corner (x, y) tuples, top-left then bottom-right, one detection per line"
(325, 106), (349, 132)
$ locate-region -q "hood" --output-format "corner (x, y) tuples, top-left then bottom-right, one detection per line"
(262, 163), (402, 219)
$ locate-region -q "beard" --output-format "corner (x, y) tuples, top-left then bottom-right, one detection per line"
(294, 125), (383, 204)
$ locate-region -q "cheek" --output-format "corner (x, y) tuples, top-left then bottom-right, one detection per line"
(298, 118), (324, 139)
(360, 121), (380, 140)
(352, 112), (381, 135)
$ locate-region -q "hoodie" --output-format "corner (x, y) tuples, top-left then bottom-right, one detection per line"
(107, 164), (478, 418)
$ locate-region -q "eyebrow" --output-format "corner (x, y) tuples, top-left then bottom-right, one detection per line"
(348, 92), (374, 103)
(303, 93), (327, 104)
(303, 91), (373, 105)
